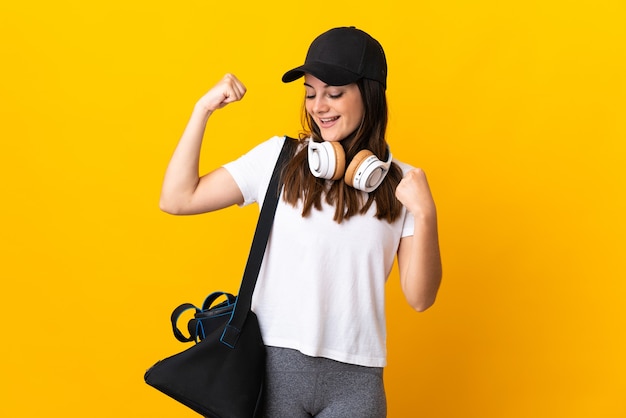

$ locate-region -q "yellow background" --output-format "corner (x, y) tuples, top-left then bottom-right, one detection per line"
(1, 0), (625, 416)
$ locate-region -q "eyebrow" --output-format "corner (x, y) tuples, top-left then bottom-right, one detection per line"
(303, 82), (330, 88)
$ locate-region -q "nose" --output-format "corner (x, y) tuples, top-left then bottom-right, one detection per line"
(311, 95), (329, 114)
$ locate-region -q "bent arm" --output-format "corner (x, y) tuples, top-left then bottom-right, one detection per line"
(396, 169), (442, 311)
(397, 215), (442, 311)
(159, 74), (246, 215)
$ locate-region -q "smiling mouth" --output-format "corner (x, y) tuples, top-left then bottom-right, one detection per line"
(319, 116), (339, 124)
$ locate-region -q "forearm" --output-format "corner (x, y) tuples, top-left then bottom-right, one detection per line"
(399, 213), (442, 311)
(159, 105), (213, 213)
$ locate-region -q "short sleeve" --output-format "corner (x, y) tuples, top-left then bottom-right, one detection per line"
(394, 160), (416, 238)
(222, 136), (286, 207)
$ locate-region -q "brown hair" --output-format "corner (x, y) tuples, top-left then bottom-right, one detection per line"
(282, 78), (404, 223)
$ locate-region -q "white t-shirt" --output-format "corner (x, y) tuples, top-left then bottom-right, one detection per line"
(223, 136), (415, 367)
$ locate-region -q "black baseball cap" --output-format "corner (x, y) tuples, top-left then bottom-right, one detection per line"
(282, 26), (387, 89)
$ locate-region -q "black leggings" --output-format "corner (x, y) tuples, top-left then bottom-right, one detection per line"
(260, 347), (387, 418)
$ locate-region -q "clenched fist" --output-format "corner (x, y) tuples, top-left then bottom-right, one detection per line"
(195, 73), (247, 114)
(395, 168), (437, 219)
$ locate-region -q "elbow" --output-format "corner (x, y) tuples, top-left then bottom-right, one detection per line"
(159, 202), (177, 215)
(409, 295), (437, 313)
(159, 196), (183, 215)
(403, 273), (442, 313)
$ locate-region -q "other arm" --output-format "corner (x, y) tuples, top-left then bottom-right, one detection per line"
(396, 168), (442, 311)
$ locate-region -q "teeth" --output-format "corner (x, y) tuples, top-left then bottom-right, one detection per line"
(321, 117), (338, 123)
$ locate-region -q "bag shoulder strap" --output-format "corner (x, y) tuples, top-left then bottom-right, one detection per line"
(221, 136), (295, 348)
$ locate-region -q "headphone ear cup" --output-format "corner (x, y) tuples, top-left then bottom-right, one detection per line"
(345, 149), (391, 192)
(344, 150), (373, 188)
(328, 142), (346, 180)
(308, 141), (346, 180)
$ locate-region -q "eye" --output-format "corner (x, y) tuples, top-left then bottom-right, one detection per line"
(328, 92), (344, 99)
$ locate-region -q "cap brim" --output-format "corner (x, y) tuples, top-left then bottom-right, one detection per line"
(282, 62), (361, 86)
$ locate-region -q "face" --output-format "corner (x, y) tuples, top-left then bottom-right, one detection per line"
(304, 74), (365, 142)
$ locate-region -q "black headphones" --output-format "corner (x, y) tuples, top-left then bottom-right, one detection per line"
(307, 140), (392, 192)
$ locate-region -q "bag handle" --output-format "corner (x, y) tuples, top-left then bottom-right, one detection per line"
(170, 292), (237, 343)
(170, 303), (200, 343)
(221, 137), (294, 348)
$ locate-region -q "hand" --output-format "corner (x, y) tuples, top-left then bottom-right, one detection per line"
(395, 168), (437, 219)
(195, 73), (247, 114)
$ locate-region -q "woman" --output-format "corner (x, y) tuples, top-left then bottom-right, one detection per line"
(160, 26), (442, 418)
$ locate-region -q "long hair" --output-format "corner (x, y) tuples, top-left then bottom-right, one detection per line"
(282, 78), (404, 223)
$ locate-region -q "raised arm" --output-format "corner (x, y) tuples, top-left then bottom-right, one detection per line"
(160, 74), (247, 215)
(395, 168), (442, 311)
